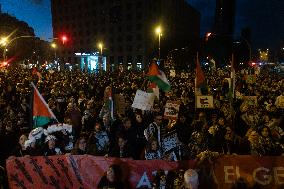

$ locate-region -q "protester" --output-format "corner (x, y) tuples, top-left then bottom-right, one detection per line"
(0, 63), (284, 188)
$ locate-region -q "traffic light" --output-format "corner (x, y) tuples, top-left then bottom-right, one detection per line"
(61, 35), (67, 44)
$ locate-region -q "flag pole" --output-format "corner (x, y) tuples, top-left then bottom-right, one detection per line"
(230, 54), (235, 129)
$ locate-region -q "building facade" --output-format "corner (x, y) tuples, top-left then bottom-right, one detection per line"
(214, 0), (235, 36)
(51, 0), (200, 71)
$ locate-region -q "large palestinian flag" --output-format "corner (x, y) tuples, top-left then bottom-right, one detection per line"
(31, 83), (57, 128)
(147, 61), (171, 92)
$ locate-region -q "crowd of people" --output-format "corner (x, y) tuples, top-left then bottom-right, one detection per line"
(0, 63), (283, 188)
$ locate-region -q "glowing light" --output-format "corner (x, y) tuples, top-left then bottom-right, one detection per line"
(0, 37), (8, 46)
(51, 43), (57, 49)
(206, 32), (212, 37)
(155, 26), (162, 35)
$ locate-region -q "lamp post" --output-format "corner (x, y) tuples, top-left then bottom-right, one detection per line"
(155, 26), (162, 60)
(98, 42), (103, 73)
(1, 35), (36, 62)
(51, 42), (58, 69)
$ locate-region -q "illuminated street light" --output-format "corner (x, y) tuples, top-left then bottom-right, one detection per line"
(51, 42), (57, 49)
(155, 26), (162, 60)
(97, 42), (103, 73)
(98, 42), (103, 54)
(0, 37), (8, 46)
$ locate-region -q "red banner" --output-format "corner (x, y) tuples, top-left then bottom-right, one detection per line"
(6, 155), (284, 189)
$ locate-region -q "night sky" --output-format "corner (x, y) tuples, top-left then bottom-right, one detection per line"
(0, 0), (283, 50)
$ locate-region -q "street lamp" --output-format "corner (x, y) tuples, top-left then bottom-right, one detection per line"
(0, 37), (8, 46)
(155, 26), (162, 60)
(97, 42), (103, 73)
(1, 35), (36, 62)
(51, 42), (58, 68)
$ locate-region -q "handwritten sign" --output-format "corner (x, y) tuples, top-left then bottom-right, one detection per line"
(196, 96), (214, 108)
(162, 132), (181, 153)
(164, 101), (180, 120)
(132, 90), (155, 110)
(114, 94), (126, 115)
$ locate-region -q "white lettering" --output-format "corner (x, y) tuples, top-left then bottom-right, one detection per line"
(274, 167), (284, 185)
(136, 172), (151, 188)
(224, 166), (240, 183)
(253, 167), (272, 185)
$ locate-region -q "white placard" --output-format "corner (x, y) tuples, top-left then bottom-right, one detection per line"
(132, 90), (155, 110)
(196, 96), (214, 108)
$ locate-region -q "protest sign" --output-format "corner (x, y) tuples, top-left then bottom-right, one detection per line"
(164, 101), (180, 120)
(196, 96), (214, 108)
(132, 90), (155, 110)
(114, 94), (126, 115)
(162, 132), (181, 153)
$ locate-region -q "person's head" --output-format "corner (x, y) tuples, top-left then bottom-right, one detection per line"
(198, 112), (206, 121)
(45, 135), (56, 149)
(123, 117), (132, 130)
(184, 169), (199, 189)
(19, 134), (28, 148)
(106, 164), (122, 182)
(154, 114), (163, 126)
(147, 137), (159, 151)
(259, 126), (271, 138)
(178, 115), (187, 123)
(218, 117), (225, 126)
(191, 132), (203, 144)
(77, 136), (87, 151)
(135, 113), (143, 123)
(117, 134), (127, 148)
(5, 120), (13, 132)
(94, 121), (103, 132)
(224, 127), (234, 141)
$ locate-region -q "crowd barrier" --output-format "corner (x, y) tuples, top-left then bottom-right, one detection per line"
(6, 155), (284, 189)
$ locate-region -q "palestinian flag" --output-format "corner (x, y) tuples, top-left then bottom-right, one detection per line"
(32, 83), (57, 128)
(195, 53), (206, 95)
(147, 61), (171, 92)
(147, 82), (159, 100)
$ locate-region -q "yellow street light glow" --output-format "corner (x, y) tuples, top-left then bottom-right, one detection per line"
(155, 26), (162, 35)
(51, 43), (57, 48)
(98, 43), (103, 49)
(0, 37), (8, 46)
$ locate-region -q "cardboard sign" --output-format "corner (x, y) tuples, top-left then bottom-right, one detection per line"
(164, 101), (180, 120)
(114, 94), (126, 115)
(196, 96), (214, 108)
(162, 132), (181, 153)
(132, 90), (155, 110)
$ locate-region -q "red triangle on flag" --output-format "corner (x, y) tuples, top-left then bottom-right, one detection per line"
(32, 83), (56, 119)
(147, 61), (160, 76)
